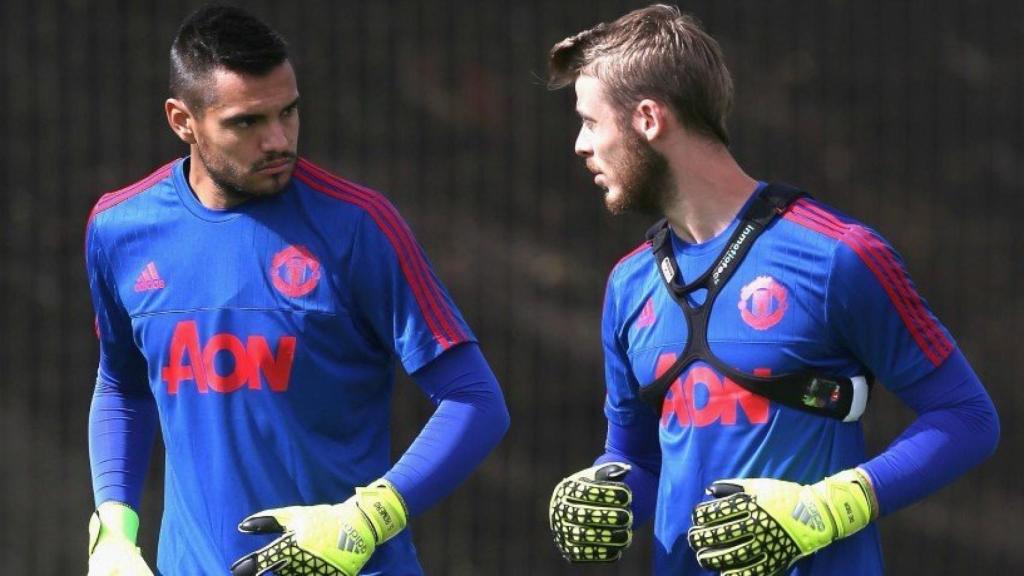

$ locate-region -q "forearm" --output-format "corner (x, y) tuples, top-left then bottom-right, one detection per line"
(860, 349), (1000, 515)
(89, 378), (159, 510)
(594, 416), (661, 525)
(384, 343), (510, 516)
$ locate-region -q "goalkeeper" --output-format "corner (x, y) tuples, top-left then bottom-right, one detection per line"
(546, 5), (999, 575)
(86, 4), (508, 574)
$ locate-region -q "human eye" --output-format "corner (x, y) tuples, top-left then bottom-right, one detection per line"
(226, 116), (258, 129)
(281, 99), (300, 119)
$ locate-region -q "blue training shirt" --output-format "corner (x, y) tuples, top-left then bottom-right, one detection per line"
(86, 157), (475, 574)
(602, 187), (961, 575)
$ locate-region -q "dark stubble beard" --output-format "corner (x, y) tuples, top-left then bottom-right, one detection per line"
(605, 127), (672, 216)
(195, 140), (295, 204)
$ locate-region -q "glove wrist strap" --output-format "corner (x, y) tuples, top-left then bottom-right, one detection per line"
(851, 467), (879, 520)
(354, 479), (408, 545)
(89, 501), (140, 554)
(813, 469), (875, 541)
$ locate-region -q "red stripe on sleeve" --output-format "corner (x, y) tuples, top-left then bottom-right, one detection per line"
(89, 160), (178, 222)
(294, 162), (465, 349)
(85, 160), (178, 259)
(614, 241), (651, 269)
(297, 160), (467, 346)
(786, 208), (940, 363)
(796, 202), (952, 363)
(787, 206), (946, 364)
(294, 169), (453, 349)
(603, 241), (654, 329)
(846, 226), (953, 362)
(784, 201), (951, 366)
(783, 204), (844, 238)
(603, 242), (650, 317)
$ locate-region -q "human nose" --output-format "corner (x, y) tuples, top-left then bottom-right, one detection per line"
(574, 127), (592, 158)
(262, 120), (290, 152)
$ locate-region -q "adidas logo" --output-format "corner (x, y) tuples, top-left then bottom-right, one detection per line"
(336, 525), (367, 554)
(791, 500), (825, 531)
(134, 262), (166, 292)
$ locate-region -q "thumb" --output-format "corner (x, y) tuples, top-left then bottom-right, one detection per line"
(237, 515), (285, 534)
(707, 480), (747, 498)
(229, 555), (261, 576)
(238, 507), (298, 534)
(231, 553), (287, 576)
(594, 462), (632, 482)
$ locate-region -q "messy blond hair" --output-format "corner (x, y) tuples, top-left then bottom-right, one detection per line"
(549, 4), (733, 145)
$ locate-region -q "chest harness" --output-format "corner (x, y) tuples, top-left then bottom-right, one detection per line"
(637, 183), (870, 422)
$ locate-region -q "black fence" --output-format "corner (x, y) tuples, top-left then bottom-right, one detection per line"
(2, 1), (1020, 573)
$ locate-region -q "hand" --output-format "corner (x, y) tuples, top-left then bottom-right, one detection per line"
(549, 462), (633, 563)
(87, 502), (154, 576)
(231, 480), (408, 576)
(687, 469), (876, 576)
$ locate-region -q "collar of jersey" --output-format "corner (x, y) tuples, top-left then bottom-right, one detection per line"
(173, 157), (263, 222)
(670, 181), (768, 257)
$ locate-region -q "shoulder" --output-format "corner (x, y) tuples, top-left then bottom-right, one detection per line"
(780, 197), (884, 248)
(87, 159), (179, 230)
(609, 240), (653, 285)
(86, 160), (179, 259)
(604, 240), (654, 318)
(291, 158), (411, 235)
(779, 196), (901, 272)
(291, 158), (429, 265)
(292, 158), (399, 217)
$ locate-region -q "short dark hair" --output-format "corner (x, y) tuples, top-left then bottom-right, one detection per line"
(169, 3), (289, 113)
(549, 4), (733, 145)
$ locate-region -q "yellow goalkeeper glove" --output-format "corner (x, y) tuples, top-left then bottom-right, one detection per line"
(231, 479), (408, 576)
(549, 462), (633, 563)
(87, 501), (154, 576)
(687, 468), (878, 576)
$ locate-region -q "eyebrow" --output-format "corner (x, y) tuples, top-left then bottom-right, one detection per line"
(221, 97), (301, 126)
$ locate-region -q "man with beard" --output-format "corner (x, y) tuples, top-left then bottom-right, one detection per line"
(85, 5), (508, 575)
(545, 5), (998, 576)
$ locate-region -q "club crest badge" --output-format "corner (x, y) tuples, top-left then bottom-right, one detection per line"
(738, 275), (788, 330)
(270, 245), (321, 298)
(636, 297), (656, 329)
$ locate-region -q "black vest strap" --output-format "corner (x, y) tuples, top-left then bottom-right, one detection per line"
(637, 184), (871, 422)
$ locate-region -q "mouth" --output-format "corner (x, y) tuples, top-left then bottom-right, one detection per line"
(256, 158), (295, 175)
(586, 161), (606, 188)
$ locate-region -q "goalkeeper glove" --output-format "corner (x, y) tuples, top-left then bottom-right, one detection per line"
(231, 479), (408, 576)
(549, 462), (633, 563)
(687, 468), (878, 576)
(87, 501), (154, 576)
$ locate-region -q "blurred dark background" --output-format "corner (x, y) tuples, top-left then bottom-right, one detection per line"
(1, 0), (1020, 574)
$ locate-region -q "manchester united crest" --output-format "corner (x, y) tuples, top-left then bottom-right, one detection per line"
(738, 275), (788, 330)
(270, 245), (321, 298)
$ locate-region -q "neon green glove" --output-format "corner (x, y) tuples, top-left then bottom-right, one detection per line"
(687, 468), (878, 576)
(549, 462), (633, 563)
(231, 479), (408, 576)
(87, 501), (154, 576)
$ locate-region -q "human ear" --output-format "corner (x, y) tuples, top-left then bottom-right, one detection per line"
(165, 98), (197, 145)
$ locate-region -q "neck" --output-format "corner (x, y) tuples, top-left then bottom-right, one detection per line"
(187, 151), (244, 210)
(660, 138), (758, 244)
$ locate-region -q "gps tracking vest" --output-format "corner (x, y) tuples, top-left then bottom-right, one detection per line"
(638, 184), (870, 422)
